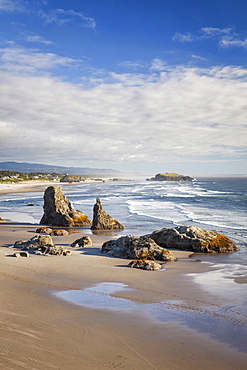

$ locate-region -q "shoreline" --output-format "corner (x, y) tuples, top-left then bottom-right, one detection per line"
(0, 185), (247, 369)
(0, 179), (106, 195)
(0, 180), (59, 195)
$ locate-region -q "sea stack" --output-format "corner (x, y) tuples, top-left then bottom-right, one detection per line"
(91, 197), (124, 230)
(40, 186), (92, 227)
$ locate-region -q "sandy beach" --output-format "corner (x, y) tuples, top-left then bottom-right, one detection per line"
(0, 183), (247, 369)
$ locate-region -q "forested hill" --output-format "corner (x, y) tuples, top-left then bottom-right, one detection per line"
(0, 162), (122, 177)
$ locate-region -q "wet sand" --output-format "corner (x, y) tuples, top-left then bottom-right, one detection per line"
(0, 184), (247, 369)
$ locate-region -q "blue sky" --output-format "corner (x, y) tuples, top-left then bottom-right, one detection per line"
(0, 0), (246, 176)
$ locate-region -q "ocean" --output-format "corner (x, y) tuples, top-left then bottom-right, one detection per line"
(1, 177), (247, 352)
(0, 177), (246, 265)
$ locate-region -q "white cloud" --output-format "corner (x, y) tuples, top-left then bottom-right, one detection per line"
(38, 8), (96, 29)
(0, 44), (76, 73)
(172, 32), (196, 43)
(0, 51), (246, 167)
(24, 34), (54, 45)
(150, 58), (167, 71)
(0, 0), (24, 12)
(191, 54), (207, 61)
(173, 27), (247, 50)
(201, 27), (232, 36)
(117, 60), (148, 69)
(220, 37), (247, 49)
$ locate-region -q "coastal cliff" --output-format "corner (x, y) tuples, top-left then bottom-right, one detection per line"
(147, 173), (194, 181)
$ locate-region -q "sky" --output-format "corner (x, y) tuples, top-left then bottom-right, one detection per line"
(0, 0), (246, 176)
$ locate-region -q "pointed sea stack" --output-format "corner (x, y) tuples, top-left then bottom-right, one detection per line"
(91, 197), (124, 230)
(40, 186), (92, 227)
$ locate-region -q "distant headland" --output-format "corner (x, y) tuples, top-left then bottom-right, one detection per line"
(147, 173), (194, 182)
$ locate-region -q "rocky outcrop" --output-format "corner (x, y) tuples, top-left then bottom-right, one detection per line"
(71, 236), (92, 248)
(101, 235), (176, 261)
(148, 225), (237, 253)
(40, 186), (91, 227)
(13, 234), (71, 255)
(91, 198), (124, 230)
(147, 173), (194, 181)
(60, 175), (85, 183)
(128, 260), (163, 271)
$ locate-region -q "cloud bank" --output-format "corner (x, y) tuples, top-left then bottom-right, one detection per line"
(0, 46), (246, 168)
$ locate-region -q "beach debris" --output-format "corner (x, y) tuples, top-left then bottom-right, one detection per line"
(40, 186), (92, 227)
(0, 217), (6, 223)
(101, 235), (176, 261)
(91, 197), (124, 230)
(128, 259), (162, 271)
(148, 225), (237, 253)
(71, 235), (92, 248)
(14, 251), (30, 258)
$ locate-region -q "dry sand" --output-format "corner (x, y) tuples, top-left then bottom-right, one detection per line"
(0, 183), (247, 369)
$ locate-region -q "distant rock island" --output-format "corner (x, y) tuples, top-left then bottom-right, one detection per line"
(60, 175), (85, 183)
(147, 173), (194, 182)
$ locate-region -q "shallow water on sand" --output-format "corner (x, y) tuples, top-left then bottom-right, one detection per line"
(56, 279), (247, 353)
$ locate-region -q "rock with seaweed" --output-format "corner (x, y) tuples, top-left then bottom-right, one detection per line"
(148, 225), (237, 253)
(91, 197), (124, 230)
(101, 235), (176, 261)
(40, 186), (91, 227)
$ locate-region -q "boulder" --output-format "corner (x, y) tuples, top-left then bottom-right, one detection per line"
(14, 234), (54, 250)
(40, 186), (91, 227)
(148, 225), (237, 253)
(0, 217), (6, 223)
(101, 235), (176, 262)
(91, 198), (124, 230)
(36, 227), (53, 234)
(50, 229), (69, 236)
(71, 236), (92, 248)
(128, 260), (162, 271)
